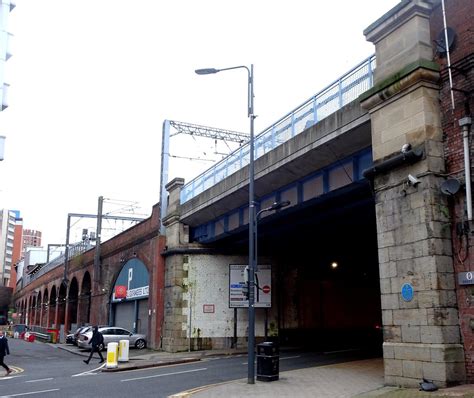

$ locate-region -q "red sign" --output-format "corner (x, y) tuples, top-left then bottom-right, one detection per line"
(115, 285), (127, 299)
(203, 304), (215, 313)
(262, 285), (271, 294)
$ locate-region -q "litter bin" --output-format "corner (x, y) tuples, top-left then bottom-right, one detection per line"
(256, 341), (279, 382)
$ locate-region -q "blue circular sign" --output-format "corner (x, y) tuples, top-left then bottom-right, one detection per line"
(401, 283), (414, 302)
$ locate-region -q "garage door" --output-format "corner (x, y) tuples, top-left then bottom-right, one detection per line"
(137, 300), (149, 336)
(114, 301), (134, 331)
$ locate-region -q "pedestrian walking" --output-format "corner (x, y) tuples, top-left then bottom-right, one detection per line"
(83, 326), (104, 364)
(0, 330), (12, 376)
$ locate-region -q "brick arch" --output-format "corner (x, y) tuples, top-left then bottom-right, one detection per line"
(48, 285), (57, 328)
(42, 288), (49, 328)
(66, 277), (79, 332)
(78, 271), (92, 325)
(36, 290), (43, 327)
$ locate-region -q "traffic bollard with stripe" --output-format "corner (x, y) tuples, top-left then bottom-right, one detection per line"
(106, 342), (118, 369)
(118, 340), (129, 362)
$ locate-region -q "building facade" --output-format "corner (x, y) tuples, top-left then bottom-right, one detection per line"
(0, 209), (16, 286)
(0, 0), (14, 111)
(22, 229), (42, 257)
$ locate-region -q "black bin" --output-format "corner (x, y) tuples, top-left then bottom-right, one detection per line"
(256, 342), (279, 382)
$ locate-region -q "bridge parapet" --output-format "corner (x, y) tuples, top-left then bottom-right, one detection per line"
(180, 55), (376, 205)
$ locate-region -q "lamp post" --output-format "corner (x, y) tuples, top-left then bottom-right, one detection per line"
(195, 64), (256, 384)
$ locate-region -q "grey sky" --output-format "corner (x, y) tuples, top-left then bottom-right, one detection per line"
(0, 0), (400, 246)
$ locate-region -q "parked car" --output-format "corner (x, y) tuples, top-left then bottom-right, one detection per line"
(77, 326), (146, 350)
(67, 326), (90, 346)
(66, 333), (75, 345)
(74, 326), (91, 346)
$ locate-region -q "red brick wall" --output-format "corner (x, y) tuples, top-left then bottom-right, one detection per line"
(13, 203), (166, 349)
(430, 0), (474, 381)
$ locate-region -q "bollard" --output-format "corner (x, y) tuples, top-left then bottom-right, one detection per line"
(106, 342), (119, 369)
(118, 340), (129, 362)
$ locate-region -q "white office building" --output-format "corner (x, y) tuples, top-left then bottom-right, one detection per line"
(0, 209), (15, 286)
(0, 0), (15, 111)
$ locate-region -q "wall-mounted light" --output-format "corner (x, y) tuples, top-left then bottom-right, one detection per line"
(331, 262), (338, 269)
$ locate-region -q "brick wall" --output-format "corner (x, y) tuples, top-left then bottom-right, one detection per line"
(12, 203), (166, 348)
(430, 0), (474, 381)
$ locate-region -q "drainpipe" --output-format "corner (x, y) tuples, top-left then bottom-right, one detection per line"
(460, 117), (473, 221)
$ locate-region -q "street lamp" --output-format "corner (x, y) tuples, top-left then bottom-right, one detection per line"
(195, 64), (256, 384)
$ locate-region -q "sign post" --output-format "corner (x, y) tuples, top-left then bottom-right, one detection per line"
(229, 264), (271, 308)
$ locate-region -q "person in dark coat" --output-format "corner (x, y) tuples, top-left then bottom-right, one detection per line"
(0, 330), (12, 376)
(83, 326), (104, 364)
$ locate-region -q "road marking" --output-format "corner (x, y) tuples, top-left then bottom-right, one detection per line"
(121, 367), (207, 382)
(0, 389), (60, 397)
(0, 375), (24, 381)
(25, 378), (54, 383)
(323, 348), (361, 354)
(71, 363), (106, 377)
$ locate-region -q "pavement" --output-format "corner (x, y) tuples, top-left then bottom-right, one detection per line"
(55, 343), (474, 398)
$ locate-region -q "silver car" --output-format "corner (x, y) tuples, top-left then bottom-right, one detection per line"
(77, 326), (147, 350)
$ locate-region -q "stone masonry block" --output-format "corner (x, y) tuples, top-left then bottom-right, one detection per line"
(381, 293), (399, 310)
(393, 309), (428, 326)
(417, 290), (443, 308)
(380, 262), (397, 279)
(377, 231), (395, 248)
(382, 310), (393, 326)
(422, 362), (448, 383)
(420, 326), (460, 344)
(412, 256), (435, 274)
(397, 259), (416, 275)
(410, 191), (425, 210)
(384, 326), (402, 342)
(385, 359), (403, 376)
(434, 256), (454, 273)
(383, 342), (395, 359)
(393, 343), (431, 362)
(402, 360), (423, 379)
(446, 361), (466, 382)
(378, 247), (390, 264)
(401, 325), (421, 343)
(427, 272), (456, 290)
(430, 344), (465, 363)
(380, 278), (392, 294)
(426, 308), (460, 327)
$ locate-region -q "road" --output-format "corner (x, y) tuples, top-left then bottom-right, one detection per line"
(0, 338), (379, 397)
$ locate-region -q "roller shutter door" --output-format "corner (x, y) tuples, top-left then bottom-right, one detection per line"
(114, 301), (134, 331)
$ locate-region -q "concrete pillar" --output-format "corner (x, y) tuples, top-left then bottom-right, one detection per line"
(361, 0), (465, 387)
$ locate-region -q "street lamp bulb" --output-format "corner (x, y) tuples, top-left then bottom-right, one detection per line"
(331, 262), (338, 269)
(195, 68), (219, 75)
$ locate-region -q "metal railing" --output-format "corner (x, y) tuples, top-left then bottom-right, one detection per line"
(25, 241), (93, 286)
(180, 55), (376, 204)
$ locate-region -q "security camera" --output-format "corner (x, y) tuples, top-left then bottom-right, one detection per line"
(401, 143), (412, 154)
(408, 174), (421, 186)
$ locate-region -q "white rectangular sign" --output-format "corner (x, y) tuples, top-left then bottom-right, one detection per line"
(229, 264), (271, 308)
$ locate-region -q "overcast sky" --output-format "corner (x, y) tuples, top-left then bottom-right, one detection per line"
(0, 0), (400, 246)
